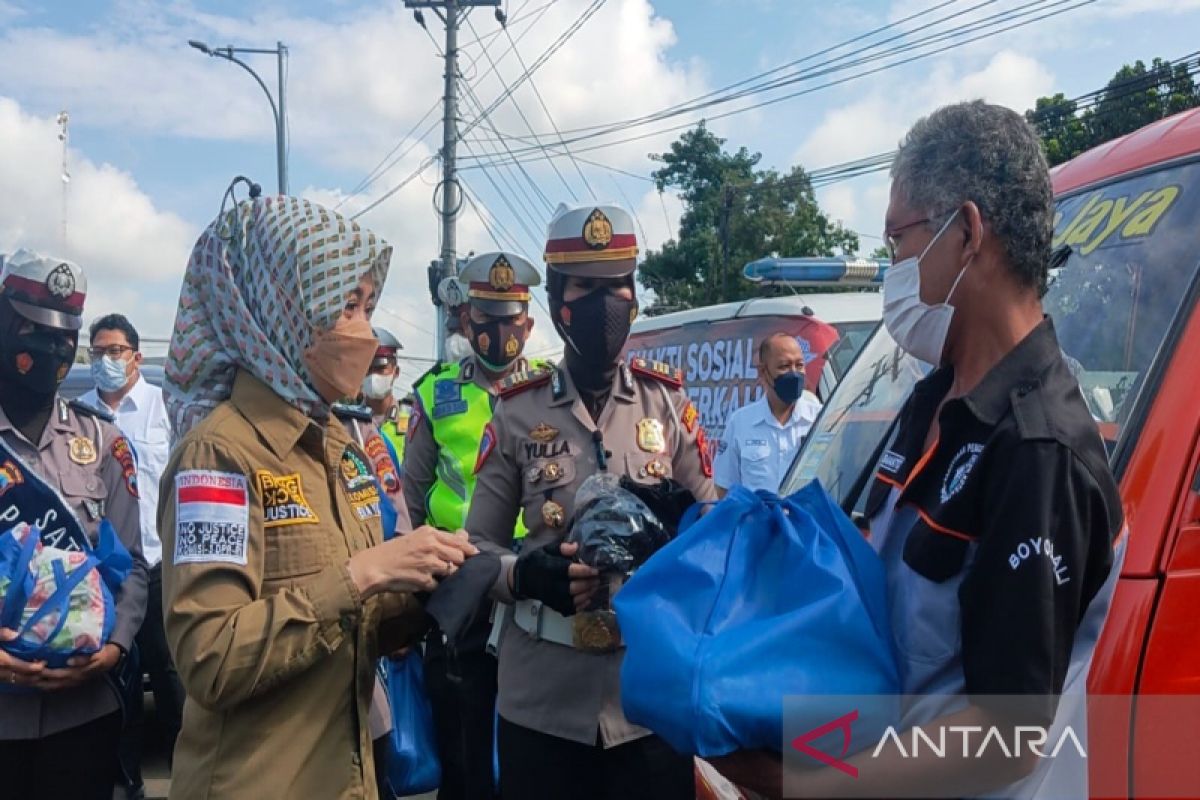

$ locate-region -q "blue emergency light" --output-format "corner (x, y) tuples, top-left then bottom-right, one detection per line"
(743, 257), (889, 287)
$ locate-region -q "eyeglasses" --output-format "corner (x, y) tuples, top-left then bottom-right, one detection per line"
(882, 217), (932, 261)
(87, 345), (135, 360)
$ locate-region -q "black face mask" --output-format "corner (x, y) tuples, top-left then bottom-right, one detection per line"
(468, 318), (527, 371)
(553, 289), (638, 372)
(0, 325), (76, 395)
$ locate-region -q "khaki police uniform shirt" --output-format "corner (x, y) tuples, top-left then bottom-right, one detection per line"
(160, 371), (425, 800)
(0, 397), (148, 739)
(465, 361), (717, 747)
(403, 355), (526, 527)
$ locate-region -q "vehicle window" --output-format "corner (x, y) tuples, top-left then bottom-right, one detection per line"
(784, 159), (1200, 508)
(787, 330), (927, 512)
(826, 321), (881, 379)
(1046, 162), (1200, 440)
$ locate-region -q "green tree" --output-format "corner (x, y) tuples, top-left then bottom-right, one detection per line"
(1028, 55), (1200, 166)
(639, 124), (858, 312)
(1026, 93), (1090, 166)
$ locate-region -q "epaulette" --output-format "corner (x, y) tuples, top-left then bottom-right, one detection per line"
(629, 357), (683, 389)
(67, 398), (115, 423)
(413, 361), (447, 389)
(496, 366), (554, 399)
(331, 402), (373, 423)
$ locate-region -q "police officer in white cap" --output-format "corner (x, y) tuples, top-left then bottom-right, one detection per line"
(465, 207), (716, 799)
(0, 249), (148, 800)
(405, 251), (551, 800)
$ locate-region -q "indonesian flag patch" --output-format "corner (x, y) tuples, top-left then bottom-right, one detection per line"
(174, 470), (250, 566)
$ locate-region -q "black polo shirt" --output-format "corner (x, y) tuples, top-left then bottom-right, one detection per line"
(865, 318), (1123, 703)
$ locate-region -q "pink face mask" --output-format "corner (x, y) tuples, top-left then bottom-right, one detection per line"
(303, 316), (379, 403)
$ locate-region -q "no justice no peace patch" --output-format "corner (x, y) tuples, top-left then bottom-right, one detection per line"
(174, 470), (249, 566)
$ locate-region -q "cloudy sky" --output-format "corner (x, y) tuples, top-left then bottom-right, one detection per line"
(2, 0), (1198, 386)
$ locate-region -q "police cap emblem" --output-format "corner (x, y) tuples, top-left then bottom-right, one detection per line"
(582, 209), (614, 250)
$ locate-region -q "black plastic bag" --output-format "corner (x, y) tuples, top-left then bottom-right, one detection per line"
(617, 475), (697, 537)
(566, 473), (669, 575)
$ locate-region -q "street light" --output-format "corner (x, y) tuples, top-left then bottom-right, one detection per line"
(188, 39), (289, 195)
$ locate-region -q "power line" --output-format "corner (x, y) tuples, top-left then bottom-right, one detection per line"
(458, 134), (546, 252)
(467, 0), (996, 145)
(460, 16), (578, 202)
(805, 50), (1200, 189)
(350, 156), (437, 220)
(458, 0), (606, 141)
(463, 0), (1094, 160)
(459, 177), (556, 329)
(335, 110), (442, 210)
(500, 19), (596, 199)
(460, 176), (529, 255)
(458, 79), (555, 216)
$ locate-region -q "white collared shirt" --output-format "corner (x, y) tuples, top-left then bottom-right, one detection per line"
(713, 391), (823, 493)
(80, 373), (172, 566)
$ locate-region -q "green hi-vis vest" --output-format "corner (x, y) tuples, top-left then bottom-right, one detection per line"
(381, 417), (405, 465)
(415, 359), (548, 537)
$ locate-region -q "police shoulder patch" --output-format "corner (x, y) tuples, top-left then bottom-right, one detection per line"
(496, 366), (553, 399)
(111, 437), (139, 498)
(475, 423), (498, 474)
(681, 401), (699, 434)
(629, 357), (683, 389)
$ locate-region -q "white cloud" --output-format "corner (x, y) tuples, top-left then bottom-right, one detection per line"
(0, 0), (710, 357)
(0, 97), (196, 339)
(797, 50), (1055, 251)
(0, 0), (707, 177)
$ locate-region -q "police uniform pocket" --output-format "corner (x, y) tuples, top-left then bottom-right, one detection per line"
(623, 452), (674, 485)
(60, 469), (107, 525)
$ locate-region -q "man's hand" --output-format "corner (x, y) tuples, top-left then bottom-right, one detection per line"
(35, 643), (123, 692)
(511, 541), (599, 616)
(0, 628), (47, 689)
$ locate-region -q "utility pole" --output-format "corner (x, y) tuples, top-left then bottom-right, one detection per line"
(407, 0), (501, 362)
(56, 111), (70, 254)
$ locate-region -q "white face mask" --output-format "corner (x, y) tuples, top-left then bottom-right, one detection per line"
(362, 372), (394, 401)
(445, 333), (474, 362)
(91, 355), (130, 393)
(882, 209), (971, 366)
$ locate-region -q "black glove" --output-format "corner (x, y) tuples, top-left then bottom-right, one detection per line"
(512, 542), (577, 617)
(618, 476), (697, 536)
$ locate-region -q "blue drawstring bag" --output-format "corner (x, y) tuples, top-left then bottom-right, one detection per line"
(614, 480), (900, 757)
(0, 520), (131, 674)
(382, 650), (441, 795)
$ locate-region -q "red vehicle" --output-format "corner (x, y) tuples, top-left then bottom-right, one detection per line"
(779, 107), (1200, 798)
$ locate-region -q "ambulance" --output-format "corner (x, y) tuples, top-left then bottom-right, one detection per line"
(625, 258), (885, 448)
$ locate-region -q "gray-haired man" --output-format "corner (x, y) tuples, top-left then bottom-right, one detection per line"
(714, 101), (1123, 799)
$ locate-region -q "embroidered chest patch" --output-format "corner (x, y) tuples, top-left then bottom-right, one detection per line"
(255, 470), (319, 528)
(341, 449), (382, 521)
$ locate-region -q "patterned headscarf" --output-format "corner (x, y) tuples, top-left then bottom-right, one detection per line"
(165, 193), (392, 436)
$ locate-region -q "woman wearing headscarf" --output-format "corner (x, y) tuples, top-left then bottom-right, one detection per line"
(159, 187), (474, 800)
